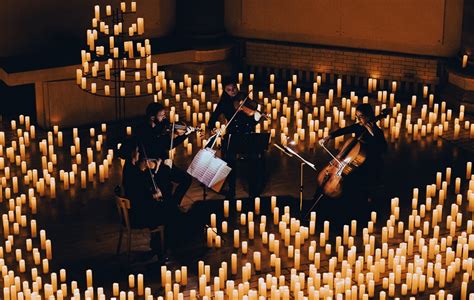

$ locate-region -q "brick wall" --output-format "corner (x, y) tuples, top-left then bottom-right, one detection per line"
(244, 40), (444, 93)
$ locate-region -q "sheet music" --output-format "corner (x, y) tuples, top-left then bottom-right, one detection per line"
(187, 149), (232, 190)
(209, 164), (231, 188)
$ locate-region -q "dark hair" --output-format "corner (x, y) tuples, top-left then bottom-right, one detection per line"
(146, 102), (164, 118)
(221, 76), (236, 88)
(356, 104), (375, 119)
(118, 137), (139, 159)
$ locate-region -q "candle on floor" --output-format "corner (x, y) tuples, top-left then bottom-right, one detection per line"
(462, 55), (468, 68)
(233, 230), (239, 248)
(236, 200), (242, 212)
(231, 254), (237, 275)
(250, 251), (261, 272)
(248, 222), (255, 239)
(254, 197), (260, 214)
(207, 228), (213, 247)
(242, 241), (248, 254)
(223, 200), (229, 217)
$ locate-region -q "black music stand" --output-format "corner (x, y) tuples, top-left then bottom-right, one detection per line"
(225, 133), (270, 197)
(226, 133), (271, 157)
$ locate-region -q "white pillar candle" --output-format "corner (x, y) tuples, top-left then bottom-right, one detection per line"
(236, 200), (242, 212)
(231, 254), (237, 275)
(462, 55), (468, 68)
(223, 200), (229, 217)
(233, 230), (239, 248)
(254, 197), (260, 214)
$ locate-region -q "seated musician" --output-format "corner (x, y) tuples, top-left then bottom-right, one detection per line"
(320, 103), (387, 197)
(136, 102), (193, 210)
(121, 138), (177, 257)
(208, 78), (266, 199)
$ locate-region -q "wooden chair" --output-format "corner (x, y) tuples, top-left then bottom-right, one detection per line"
(115, 195), (165, 260)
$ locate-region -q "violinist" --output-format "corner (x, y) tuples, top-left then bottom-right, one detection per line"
(208, 78), (266, 199)
(121, 137), (176, 258)
(136, 102), (193, 210)
(319, 103), (387, 198)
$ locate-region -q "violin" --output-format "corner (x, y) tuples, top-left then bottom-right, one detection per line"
(158, 119), (202, 136)
(233, 93), (270, 120)
(316, 109), (389, 198)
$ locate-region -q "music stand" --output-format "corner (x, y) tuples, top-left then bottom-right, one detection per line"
(273, 143), (318, 213)
(226, 133), (271, 156)
(225, 133), (270, 197)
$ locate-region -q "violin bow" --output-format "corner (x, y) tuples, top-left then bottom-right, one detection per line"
(209, 89), (253, 150)
(169, 119), (176, 169)
(139, 142), (161, 196)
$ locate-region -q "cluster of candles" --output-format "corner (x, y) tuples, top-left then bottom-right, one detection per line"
(0, 114), (119, 299)
(196, 162), (474, 299)
(2, 66), (474, 299)
(77, 2), (162, 98)
(129, 70), (473, 159)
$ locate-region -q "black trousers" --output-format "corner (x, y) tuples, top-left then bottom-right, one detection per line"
(155, 165), (192, 206)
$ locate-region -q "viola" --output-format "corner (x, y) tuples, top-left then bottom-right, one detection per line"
(316, 108), (389, 198)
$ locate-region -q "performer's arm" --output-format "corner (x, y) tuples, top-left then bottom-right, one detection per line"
(207, 99), (225, 130)
(329, 124), (361, 139)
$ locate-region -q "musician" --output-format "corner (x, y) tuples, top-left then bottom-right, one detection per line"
(320, 103), (387, 196)
(121, 138), (176, 257)
(136, 102), (193, 209)
(208, 79), (265, 199)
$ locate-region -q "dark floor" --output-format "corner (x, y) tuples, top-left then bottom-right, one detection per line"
(0, 78), (473, 298)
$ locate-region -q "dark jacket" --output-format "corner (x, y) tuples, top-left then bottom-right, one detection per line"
(136, 121), (187, 160)
(208, 91), (258, 135)
(329, 123), (387, 159)
(122, 160), (167, 227)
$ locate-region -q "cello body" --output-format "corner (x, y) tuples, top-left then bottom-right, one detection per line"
(316, 137), (367, 198)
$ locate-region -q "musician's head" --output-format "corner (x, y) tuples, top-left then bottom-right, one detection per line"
(146, 102), (166, 125)
(120, 138), (140, 164)
(355, 104), (375, 125)
(222, 77), (238, 98)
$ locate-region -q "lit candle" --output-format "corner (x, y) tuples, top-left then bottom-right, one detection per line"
(462, 55), (468, 68)
(221, 221), (227, 233)
(242, 241), (248, 254)
(223, 200), (229, 217)
(254, 197), (260, 214)
(233, 230), (239, 248)
(236, 200), (242, 212)
(231, 254), (237, 274)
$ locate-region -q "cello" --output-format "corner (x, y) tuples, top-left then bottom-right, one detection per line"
(316, 108), (390, 198)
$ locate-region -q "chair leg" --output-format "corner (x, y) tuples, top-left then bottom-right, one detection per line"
(127, 229), (132, 261)
(116, 227), (124, 255)
(160, 229), (165, 254)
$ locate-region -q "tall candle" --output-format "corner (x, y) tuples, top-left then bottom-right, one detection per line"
(231, 254), (237, 274)
(462, 55), (468, 68)
(233, 230), (239, 248)
(223, 200), (229, 217)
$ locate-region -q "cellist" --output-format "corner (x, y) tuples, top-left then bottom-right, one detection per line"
(319, 103), (387, 198)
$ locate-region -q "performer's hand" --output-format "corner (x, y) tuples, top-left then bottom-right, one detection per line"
(319, 136), (330, 146)
(176, 129), (186, 136)
(211, 128), (219, 135)
(151, 159), (162, 173)
(185, 126), (195, 136)
(164, 158), (173, 168)
(152, 189), (163, 201)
